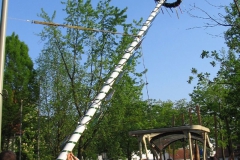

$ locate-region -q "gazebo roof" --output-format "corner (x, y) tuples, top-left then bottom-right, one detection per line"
(129, 125), (211, 151)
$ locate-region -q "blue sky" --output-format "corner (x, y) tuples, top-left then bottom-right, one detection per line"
(5, 0), (231, 102)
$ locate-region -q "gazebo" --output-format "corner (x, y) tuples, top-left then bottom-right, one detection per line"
(129, 125), (214, 160)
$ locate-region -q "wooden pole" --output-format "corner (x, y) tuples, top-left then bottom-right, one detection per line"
(182, 113), (184, 125)
(189, 108), (192, 125)
(214, 114), (218, 159)
(188, 132), (193, 160)
(196, 105), (202, 125)
(172, 115), (175, 160)
(172, 114), (175, 126)
(195, 141), (200, 160)
(195, 106), (202, 160)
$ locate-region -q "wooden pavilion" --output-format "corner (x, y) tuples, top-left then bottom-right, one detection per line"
(129, 125), (214, 160)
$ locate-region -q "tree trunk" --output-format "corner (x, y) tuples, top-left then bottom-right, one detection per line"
(225, 117), (234, 160)
(77, 137), (82, 160)
(214, 114), (218, 159)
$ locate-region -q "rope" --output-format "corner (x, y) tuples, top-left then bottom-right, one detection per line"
(175, 8), (179, 19)
(165, 7), (172, 17)
(8, 17), (31, 22)
(140, 45), (150, 100)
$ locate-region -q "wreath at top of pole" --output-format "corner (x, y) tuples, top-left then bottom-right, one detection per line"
(155, 0), (182, 8)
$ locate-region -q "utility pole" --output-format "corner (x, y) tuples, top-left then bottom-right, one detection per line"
(37, 77), (41, 160)
(19, 100), (23, 160)
(37, 108), (40, 160)
(0, 0), (8, 151)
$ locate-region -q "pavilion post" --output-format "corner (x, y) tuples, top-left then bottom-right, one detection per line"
(188, 132), (193, 160)
(139, 135), (143, 160)
(143, 135), (149, 159)
(203, 132), (207, 160)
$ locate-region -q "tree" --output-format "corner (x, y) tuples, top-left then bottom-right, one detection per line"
(188, 49), (240, 159)
(188, 1), (240, 158)
(2, 33), (39, 158)
(187, 1), (240, 54)
(85, 77), (147, 160)
(36, 0), (144, 158)
(187, 1), (239, 28)
(224, 1), (240, 52)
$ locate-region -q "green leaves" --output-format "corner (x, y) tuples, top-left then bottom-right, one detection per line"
(189, 48), (240, 155)
(187, 76), (194, 84)
(35, 0), (145, 159)
(3, 33), (39, 158)
(191, 67), (197, 74)
(200, 50), (209, 59)
(210, 61), (216, 67)
(224, 1), (240, 52)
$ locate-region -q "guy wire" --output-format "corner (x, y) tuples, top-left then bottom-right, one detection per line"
(140, 45), (150, 101)
(8, 17), (31, 22)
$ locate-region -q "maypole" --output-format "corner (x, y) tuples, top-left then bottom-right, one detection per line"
(57, 0), (166, 159)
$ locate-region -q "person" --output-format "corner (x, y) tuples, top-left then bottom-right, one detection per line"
(0, 151), (16, 160)
(67, 152), (79, 160)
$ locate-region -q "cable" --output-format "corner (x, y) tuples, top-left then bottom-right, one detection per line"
(140, 45), (150, 101)
(8, 17), (31, 22)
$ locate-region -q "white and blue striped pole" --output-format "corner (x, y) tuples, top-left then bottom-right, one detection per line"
(57, 0), (165, 159)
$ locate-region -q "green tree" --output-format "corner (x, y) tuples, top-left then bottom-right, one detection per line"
(224, 1), (240, 53)
(188, 49), (240, 159)
(2, 33), (39, 158)
(36, 0), (144, 159)
(86, 78), (147, 160)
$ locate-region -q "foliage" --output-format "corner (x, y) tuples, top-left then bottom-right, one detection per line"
(36, 0), (145, 159)
(188, 49), (240, 158)
(224, 1), (240, 53)
(187, 3), (240, 159)
(2, 33), (39, 158)
(15, 108), (38, 159)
